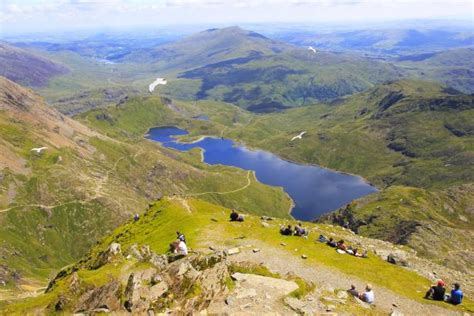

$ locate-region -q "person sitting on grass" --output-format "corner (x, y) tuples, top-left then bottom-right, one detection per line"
(353, 248), (369, 258)
(359, 284), (374, 304)
(177, 239), (188, 256)
(446, 283), (463, 305)
(326, 237), (337, 247)
(294, 223), (308, 237)
(230, 209), (244, 222)
(425, 280), (446, 301)
(347, 284), (359, 297)
(336, 240), (347, 251)
(280, 225), (293, 236)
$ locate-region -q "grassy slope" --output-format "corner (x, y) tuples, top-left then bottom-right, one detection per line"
(4, 198), (473, 314)
(0, 82), (291, 296)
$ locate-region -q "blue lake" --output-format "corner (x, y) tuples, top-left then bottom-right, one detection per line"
(146, 126), (377, 221)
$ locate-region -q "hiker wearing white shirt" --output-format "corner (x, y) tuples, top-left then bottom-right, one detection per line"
(177, 240), (188, 255)
(359, 284), (374, 304)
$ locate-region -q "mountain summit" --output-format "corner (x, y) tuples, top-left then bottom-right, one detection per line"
(121, 26), (292, 69)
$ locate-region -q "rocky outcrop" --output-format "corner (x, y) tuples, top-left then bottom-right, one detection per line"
(47, 243), (231, 314)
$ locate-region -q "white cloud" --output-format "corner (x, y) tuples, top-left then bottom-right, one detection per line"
(1, 0), (473, 34)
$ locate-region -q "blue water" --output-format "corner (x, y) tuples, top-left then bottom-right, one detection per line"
(146, 126), (377, 221)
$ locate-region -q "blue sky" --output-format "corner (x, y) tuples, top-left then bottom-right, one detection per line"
(1, 0), (473, 34)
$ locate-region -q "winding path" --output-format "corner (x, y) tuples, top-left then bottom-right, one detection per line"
(188, 170), (252, 197)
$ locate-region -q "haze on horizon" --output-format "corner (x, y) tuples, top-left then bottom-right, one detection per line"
(1, 0), (473, 36)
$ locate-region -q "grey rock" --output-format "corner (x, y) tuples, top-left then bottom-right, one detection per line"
(149, 253), (168, 271)
(284, 296), (306, 312)
(150, 281), (168, 299)
(224, 247), (240, 256)
(225, 296), (234, 305)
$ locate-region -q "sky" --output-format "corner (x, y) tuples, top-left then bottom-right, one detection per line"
(1, 0), (473, 35)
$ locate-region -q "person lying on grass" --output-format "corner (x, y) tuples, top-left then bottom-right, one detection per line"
(230, 209), (244, 222)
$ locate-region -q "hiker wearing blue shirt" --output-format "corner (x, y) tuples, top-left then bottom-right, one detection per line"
(448, 283), (463, 305)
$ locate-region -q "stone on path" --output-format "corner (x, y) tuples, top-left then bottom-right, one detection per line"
(390, 309), (404, 316)
(284, 297), (306, 312)
(280, 242), (287, 246)
(224, 248), (240, 256)
(253, 248), (261, 253)
(261, 222), (270, 228)
(301, 254), (308, 259)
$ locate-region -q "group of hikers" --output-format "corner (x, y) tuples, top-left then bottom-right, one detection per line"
(318, 235), (368, 258)
(279, 223), (309, 237)
(157, 210), (464, 308)
(425, 279), (464, 305)
(347, 284), (375, 304)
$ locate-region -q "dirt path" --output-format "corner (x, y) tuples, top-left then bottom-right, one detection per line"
(0, 150), (134, 214)
(225, 240), (463, 315)
(188, 170), (252, 197)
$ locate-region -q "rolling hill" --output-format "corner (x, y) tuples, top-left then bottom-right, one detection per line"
(0, 43), (69, 87)
(119, 27), (404, 112)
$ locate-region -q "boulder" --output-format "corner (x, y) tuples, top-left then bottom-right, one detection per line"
(149, 253), (168, 271)
(109, 243), (121, 255)
(150, 281), (169, 299)
(387, 252), (409, 267)
(75, 280), (122, 313)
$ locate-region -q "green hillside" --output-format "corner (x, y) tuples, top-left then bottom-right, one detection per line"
(126, 79), (473, 271)
(0, 77), (291, 298)
(4, 198), (472, 314)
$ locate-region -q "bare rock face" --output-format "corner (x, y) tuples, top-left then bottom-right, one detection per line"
(74, 280), (122, 313)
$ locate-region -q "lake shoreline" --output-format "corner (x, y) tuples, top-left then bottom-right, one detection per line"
(144, 126), (378, 221)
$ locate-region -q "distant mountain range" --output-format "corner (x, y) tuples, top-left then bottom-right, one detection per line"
(1, 26), (473, 114)
(275, 28), (474, 56)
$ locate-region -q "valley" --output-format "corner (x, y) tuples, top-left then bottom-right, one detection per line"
(0, 17), (473, 315)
